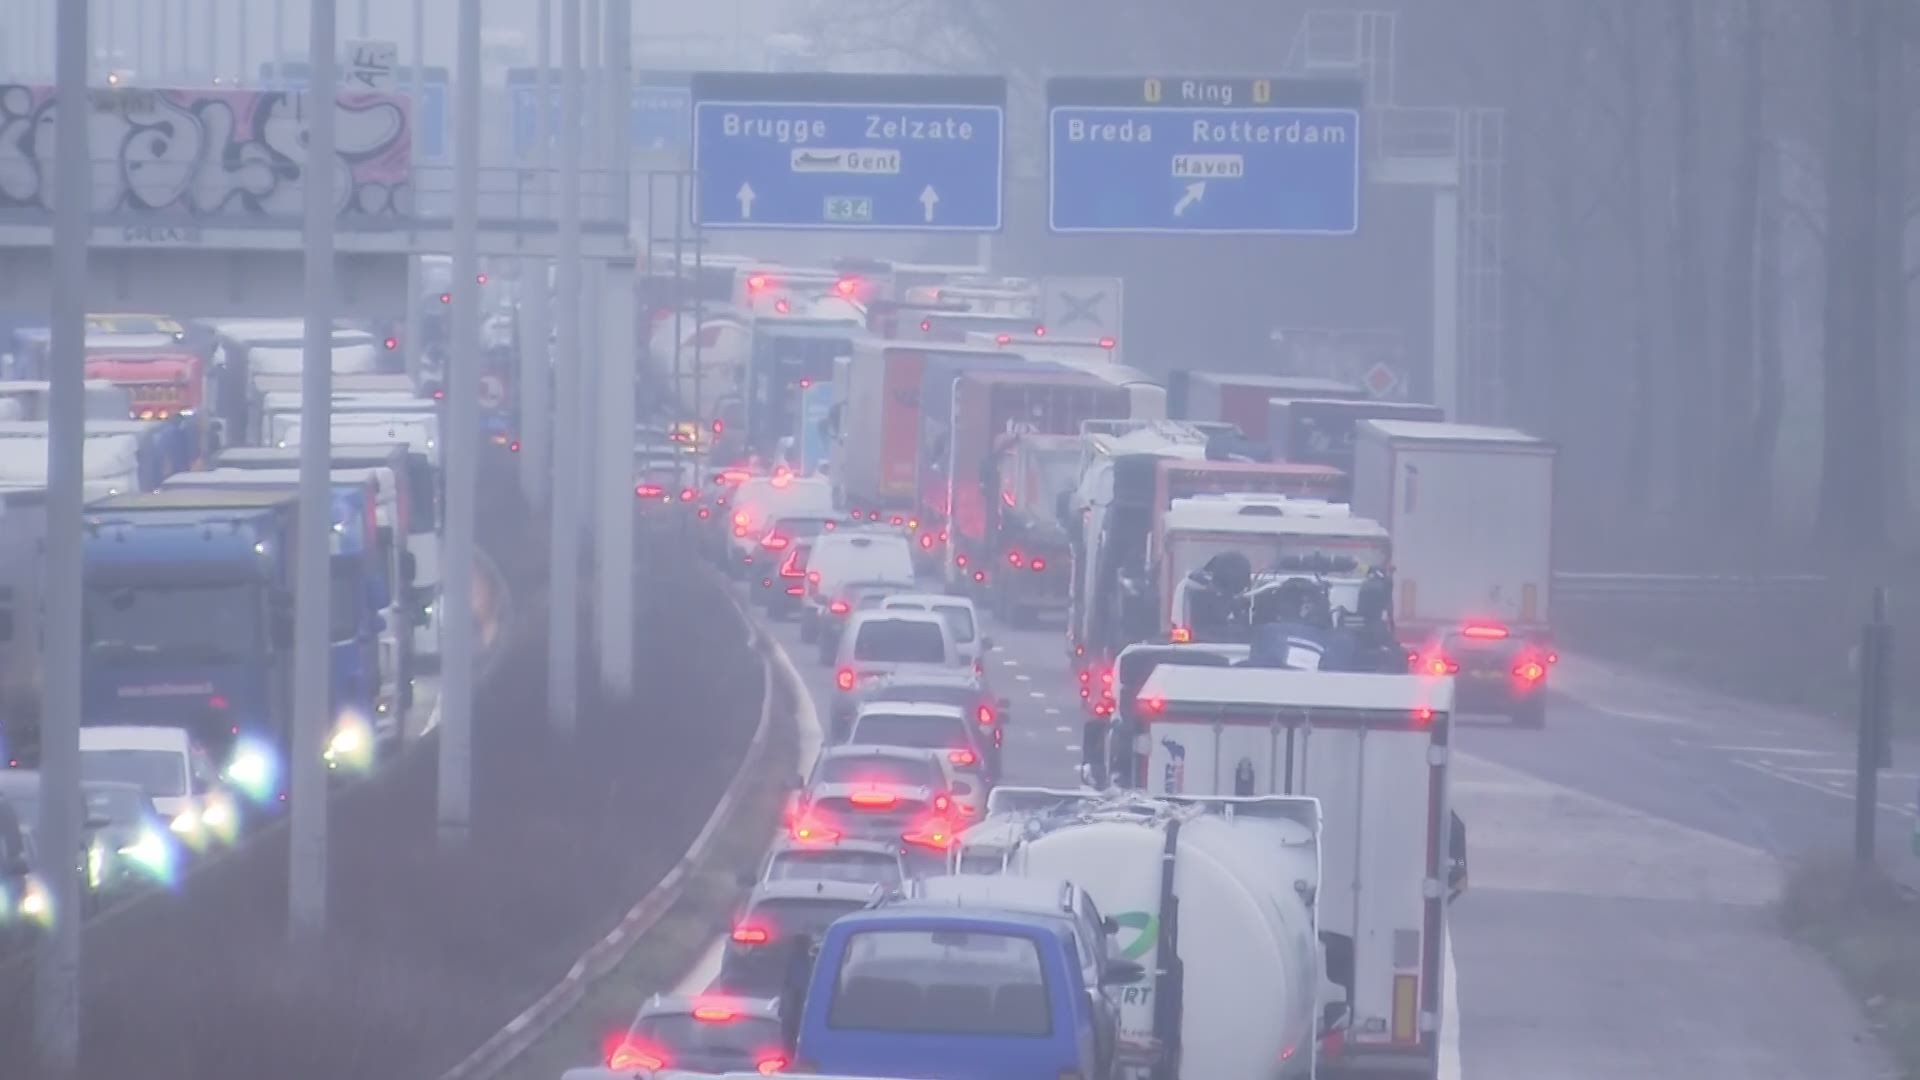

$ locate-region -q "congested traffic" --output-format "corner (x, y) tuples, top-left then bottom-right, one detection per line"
(0, 291), (517, 952)
(572, 255), (1551, 1078)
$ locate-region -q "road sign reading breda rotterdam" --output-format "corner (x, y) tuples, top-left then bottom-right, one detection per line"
(1048, 76), (1363, 235)
(692, 72), (1005, 231)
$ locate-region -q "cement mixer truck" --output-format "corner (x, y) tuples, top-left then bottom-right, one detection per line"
(953, 789), (1326, 1080)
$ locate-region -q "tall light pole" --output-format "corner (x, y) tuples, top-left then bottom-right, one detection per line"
(440, 0), (482, 847)
(291, 0), (338, 944)
(38, 0), (91, 1072)
(594, 0), (634, 700)
(548, 0), (584, 734)
(518, 0), (554, 501)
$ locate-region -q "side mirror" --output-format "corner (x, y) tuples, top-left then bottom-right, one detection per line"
(400, 550), (418, 584)
(1099, 958), (1145, 986)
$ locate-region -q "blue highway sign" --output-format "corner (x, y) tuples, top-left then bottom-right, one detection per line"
(260, 61), (449, 161)
(1047, 76), (1363, 235)
(506, 70), (691, 158)
(691, 72), (1004, 232)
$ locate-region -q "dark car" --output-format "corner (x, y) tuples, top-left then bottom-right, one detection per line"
(605, 993), (788, 1075)
(751, 515), (841, 609)
(753, 835), (908, 892)
(718, 879), (887, 995)
(761, 536), (816, 620)
(1411, 621), (1552, 727)
(849, 671), (1010, 774)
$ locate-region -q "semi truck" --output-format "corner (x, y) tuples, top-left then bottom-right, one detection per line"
(980, 432), (1082, 626)
(0, 486), (46, 765)
(953, 788), (1326, 1079)
(829, 342), (957, 521)
(0, 419), (190, 489)
(740, 318), (859, 462)
(79, 490), (302, 804)
(0, 432), (146, 499)
(1351, 420), (1558, 725)
(1268, 398), (1446, 479)
(159, 469), (399, 760)
(81, 340), (212, 464)
(944, 371), (1131, 597)
(1167, 371), (1367, 444)
(1124, 665), (1463, 1078)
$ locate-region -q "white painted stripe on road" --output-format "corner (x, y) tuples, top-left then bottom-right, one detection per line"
(1775, 766), (1920, 781)
(1731, 757), (1917, 819)
(1056, 726), (1072, 734)
(1702, 744), (1833, 757)
(1440, 931), (1461, 1080)
(1015, 673), (1032, 682)
(1044, 707), (1061, 715)
(999, 658), (1019, 667)
(1585, 703), (1698, 726)
(1029, 691), (1047, 699)
(1064, 744), (1080, 753)
(672, 937), (726, 996)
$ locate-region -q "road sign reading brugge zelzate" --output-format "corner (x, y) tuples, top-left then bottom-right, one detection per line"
(692, 72), (1005, 231)
(1047, 76), (1364, 235)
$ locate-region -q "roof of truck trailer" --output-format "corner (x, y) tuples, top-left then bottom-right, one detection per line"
(1139, 664), (1455, 714)
(1361, 419), (1546, 445)
(87, 488), (297, 512)
(1188, 372), (1363, 393)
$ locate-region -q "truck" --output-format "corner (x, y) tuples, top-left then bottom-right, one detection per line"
(206, 320), (383, 445)
(1350, 420), (1557, 725)
(740, 318), (859, 462)
(0, 379), (135, 423)
(829, 341), (952, 521)
(0, 420), (178, 491)
(263, 393), (439, 450)
(0, 487), (47, 764)
(978, 432), (1082, 627)
(1158, 498), (1391, 646)
(945, 371), (1132, 598)
(82, 337), (213, 465)
(1148, 458), (1349, 551)
(1269, 398), (1446, 480)
(0, 432), (146, 499)
(159, 469), (400, 759)
(1126, 666), (1464, 1078)
(79, 490), (303, 804)
(966, 331), (1152, 416)
(1167, 371), (1368, 444)
(953, 787), (1326, 1079)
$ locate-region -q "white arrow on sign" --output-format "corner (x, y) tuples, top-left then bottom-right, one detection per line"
(1173, 181), (1206, 217)
(920, 185), (940, 223)
(737, 182), (756, 220)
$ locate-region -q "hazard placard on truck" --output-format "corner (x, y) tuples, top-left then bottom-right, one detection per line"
(1133, 664), (1459, 1078)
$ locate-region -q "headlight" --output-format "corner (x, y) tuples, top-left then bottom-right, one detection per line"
(224, 740), (279, 802)
(87, 844), (105, 889)
(19, 875), (50, 921)
(118, 830), (172, 876)
(324, 712), (375, 772)
(170, 808), (201, 836)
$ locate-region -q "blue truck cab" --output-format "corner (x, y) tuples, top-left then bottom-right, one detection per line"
(792, 906), (1105, 1080)
(82, 490), (300, 805)
(154, 471), (392, 768)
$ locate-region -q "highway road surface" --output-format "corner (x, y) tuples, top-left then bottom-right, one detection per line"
(676, 577), (1900, 1079)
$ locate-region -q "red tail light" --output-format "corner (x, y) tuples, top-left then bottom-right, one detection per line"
(995, 333), (1012, 345)
(932, 793), (951, 813)
(209, 694), (230, 710)
(904, 825), (953, 850)
(850, 791), (898, 809)
(1139, 695), (1166, 715)
(829, 599), (850, 615)
(1513, 660), (1546, 683)
(955, 554), (969, 568)
(808, 570), (821, 584)
(920, 319), (932, 332)
(758, 1055), (789, 1074)
(890, 515), (904, 526)
(720, 468), (751, 484)
(693, 1004), (738, 1022)
(731, 924), (770, 945)
(921, 533), (934, 549)
(1007, 550), (1024, 568)
(509, 440), (522, 453)
(976, 705), (995, 726)
(747, 273), (772, 293)
(1421, 654), (1460, 676)
(1414, 706), (1435, 723)
(836, 668), (856, 691)
(679, 487), (696, 501)
(774, 298), (792, 314)
(607, 1043), (665, 1071)
(1033, 325), (1047, 337)
(779, 550), (804, 577)
(1462, 622), (1509, 640)
(761, 532), (790, 550)
(733, 511), (750, 528)
(834, 277), (859, 297)
(635, 483), (664, 498)
(697, 507), (711, 519)
(790, 818), (840, 843)
(383, 336), (398, 350)
(973, 571), (986, 582)
(1098, 336), (1116, 349)
(1031, 557), (1046, 571)
(948, 749), (977, 767)
(1169, 625), (1191, 643)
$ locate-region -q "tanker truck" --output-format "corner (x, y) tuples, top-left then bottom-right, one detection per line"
(953, 788), (1327, 1079)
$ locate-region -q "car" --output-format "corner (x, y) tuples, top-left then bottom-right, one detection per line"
(79, 780), (176, 904)
(79, 725), (239, 852)
(603, 993), (789, 1075)
(845, 701), (996, 796)
(891, 874), (1137, 1080)
(797, 530), (915, 644)
(1410, 620), (1551, 726)
(727, 473), (834, 575)
(813, 579), (917, 663)
(752, 835), (908, 892)
(829, 610), (961, 723)
(789, 745), (966, 874)
(879, 593), (991, 672)
(762, 535), (816, 619)
(717, 879), (888, 996)
(0, 795), (45, 945)
(0, 770), (105, 920)
(850, 671), (1009, 775)
(749, 513), (841, 606)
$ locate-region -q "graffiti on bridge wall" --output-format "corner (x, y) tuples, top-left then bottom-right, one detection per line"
(0, 84), (412, 219)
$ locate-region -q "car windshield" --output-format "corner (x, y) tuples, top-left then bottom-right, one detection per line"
(773, 517), (832, 539)
(84, 584), (261, 664)
(853, 620), (946, 663)
(766, 850), (903, 889)
(628, 1013), (782, 1058)
(749, 896), (872, 941)
(852, 711), (969, 751)
(83, 786), (147, 827)
(828, 928), (1052, 1036)
(817, 754), (941, 789)
(80, 748), (187, 798)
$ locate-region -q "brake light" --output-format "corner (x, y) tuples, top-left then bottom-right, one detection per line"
(1421, 654), (1460, 676)
(635, 483), (664, 499)
(761, 532), (790, 550)
(921, 533), (934, 549)
(1462, 622), (1509, 640)
(774, 298), (791, 314)
(973, 571), (986, 582)
(808, 570), (821, 584)
(995, 333), (1012, 345)
(733, 511), (749, 528)
(890, 515), (904, 526)
(721, 468), (751, 484)
(209, 694), (230, 710)
(1033, 325), (1046, 337)
(607, 1043), (665, 1071)
(1139, 695), (1166, 715)
(948, 749), (977, 767)
(692, 1004), (738, 1022)
(1031, 557), (1046, 571)
(779, 550), (804, 577)
(955, 554), (969, 568)
(697, 507), (711, 519)
(850, 791), (899, 808)
(835, 277), (859, 297)
(904, 825), (953, 850)
(1007, 549), (1024, 568)
(1170, 625), (1191, 643)
(1513, 660), (1546, 683)
(932, 793), (951, 813)
(680, 487), (696, 501)
(758, 1055), (789, 1074)
(920, 318), (932, 332)
(836, 668), (856, 691)
(976, 705), (995, 726)
(1414, 707), (1435, 724)
(731, 925), (771, 945)
(1094, 700), (1113, 718)
(829, 599), (850, 615)
(1098, 336), (1116, 349)
(747, 273), (772, 293)
(791, 818), (840, 843)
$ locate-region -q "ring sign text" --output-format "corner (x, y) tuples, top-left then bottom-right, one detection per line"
(692, 72), (1005, 232)
(1047, 75), (1364, 235)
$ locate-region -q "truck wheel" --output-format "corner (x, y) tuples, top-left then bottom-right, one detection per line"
(1512, 695), (1547, 728)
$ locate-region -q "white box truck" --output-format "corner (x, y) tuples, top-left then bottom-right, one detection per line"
(1132, 664), (1463, 1079)
(1350, 420), (1557, 725)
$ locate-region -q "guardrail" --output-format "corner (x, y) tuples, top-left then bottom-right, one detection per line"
(1553, 570), (1829, 599)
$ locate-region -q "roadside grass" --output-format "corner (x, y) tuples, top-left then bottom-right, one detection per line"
(1781, 853), (1920, 1075)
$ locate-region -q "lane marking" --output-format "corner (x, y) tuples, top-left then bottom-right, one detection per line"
(1773, 766), (1920, 782)
(1064, 744), (1080, 753)
(1015, 673), (1032, 682)
(1044, 707), (1061, 715)
(1730, 757), (1917, 819)
(1000, 658), (1020, 667)
(1585, 703), (1698, 726)
(1701, 745), (1833, 757)
(1029, 691), (1047, 699)
(1055, 725), (1072, 734)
